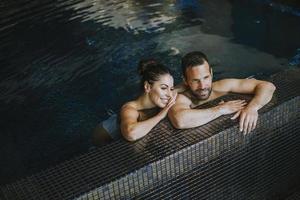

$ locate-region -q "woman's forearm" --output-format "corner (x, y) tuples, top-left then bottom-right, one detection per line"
(123, 114), (164, 141)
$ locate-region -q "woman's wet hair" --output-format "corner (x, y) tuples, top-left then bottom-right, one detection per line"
(181, 51), (209, 78)
(138, 59), (171, 90)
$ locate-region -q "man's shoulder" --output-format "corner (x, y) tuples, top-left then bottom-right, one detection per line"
(213, 78), (241, 92)
(170, 93), (192, 111)
(177, 93), (192, 100)
(174, 83), (188, 93)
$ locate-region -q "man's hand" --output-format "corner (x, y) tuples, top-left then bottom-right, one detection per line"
(218, 100), (247, 115)
(231, 105), (258, 134)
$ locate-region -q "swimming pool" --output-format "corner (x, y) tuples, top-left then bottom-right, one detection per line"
(0, 0), (300, 185)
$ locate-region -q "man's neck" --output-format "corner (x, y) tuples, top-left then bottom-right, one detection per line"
(183, 89), (227, 108)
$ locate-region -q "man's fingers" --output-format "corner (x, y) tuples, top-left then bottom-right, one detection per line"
(241, 102), (247, 106)
(251, 116), (258, 132)
(247, 118), (253, 134)
(250, 119), (255, 133)
(239, 113), (245, 132)
(243, 116), (250, 135)
(219, 100), (225, 105)
(231, 110), (241, 120)
(253, 116), (258, 130)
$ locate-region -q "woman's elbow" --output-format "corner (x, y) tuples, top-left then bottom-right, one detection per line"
(122, 128), (138, 142)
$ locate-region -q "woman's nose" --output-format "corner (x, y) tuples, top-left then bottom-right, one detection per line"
(166, 89), (172, 97)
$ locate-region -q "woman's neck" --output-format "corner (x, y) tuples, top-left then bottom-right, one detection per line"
(137, 93), (157, 110)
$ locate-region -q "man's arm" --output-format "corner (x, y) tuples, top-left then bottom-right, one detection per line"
(214, 79), (276, 110)
(168, 94), (246, 129)
(214, 79), (276, 134)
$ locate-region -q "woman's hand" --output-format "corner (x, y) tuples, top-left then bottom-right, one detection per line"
(158, 91), (178, 119)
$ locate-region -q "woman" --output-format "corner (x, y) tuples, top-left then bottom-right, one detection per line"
(92, 59), (176, 145)
(120, 59), (177, 141)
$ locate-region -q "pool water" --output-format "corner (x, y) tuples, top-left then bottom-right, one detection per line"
(0, 0), (300, 185)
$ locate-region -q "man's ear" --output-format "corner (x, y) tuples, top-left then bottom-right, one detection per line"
(183, 75), (188, 86)
(144, 81), (151, 93)
(210, 68), (213, 79)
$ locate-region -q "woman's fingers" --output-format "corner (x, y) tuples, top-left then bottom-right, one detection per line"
(166, 96), (176, 109)
(167, 92), (178, 108)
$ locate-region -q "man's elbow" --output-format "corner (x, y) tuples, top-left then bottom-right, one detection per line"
(169, 114), (188, 129)
(262, 81), (276, 92)
(269, 82), (276, 92)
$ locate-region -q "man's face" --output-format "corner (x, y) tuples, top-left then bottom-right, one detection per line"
(184, 61), (212, 100)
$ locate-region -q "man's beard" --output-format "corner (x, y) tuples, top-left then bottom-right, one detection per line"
(191, 87), (212, 100)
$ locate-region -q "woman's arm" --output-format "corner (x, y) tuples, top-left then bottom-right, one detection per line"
(120, 96), (176, 142)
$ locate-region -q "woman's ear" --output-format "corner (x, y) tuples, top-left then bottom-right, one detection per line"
(144, 81), (151, 93)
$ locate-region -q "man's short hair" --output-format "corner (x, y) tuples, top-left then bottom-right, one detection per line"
(181, 51), (209, 78)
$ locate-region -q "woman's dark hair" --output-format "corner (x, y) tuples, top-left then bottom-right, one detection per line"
(138, 59), (171, 90)
(181, 51), (209, 79)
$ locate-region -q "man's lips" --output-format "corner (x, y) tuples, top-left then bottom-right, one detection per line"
(197, 89), (209, 94)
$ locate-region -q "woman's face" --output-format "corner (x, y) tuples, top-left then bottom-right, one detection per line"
(148, 74), (174, 108)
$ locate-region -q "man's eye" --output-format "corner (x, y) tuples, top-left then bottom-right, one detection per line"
(161, 87), (167, 90)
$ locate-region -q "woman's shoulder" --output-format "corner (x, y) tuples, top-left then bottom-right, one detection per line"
(121, 100), (139, 113)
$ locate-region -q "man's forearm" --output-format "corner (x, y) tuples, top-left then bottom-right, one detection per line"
(171, 106), (223, 129)
(248, 82), (276, 110)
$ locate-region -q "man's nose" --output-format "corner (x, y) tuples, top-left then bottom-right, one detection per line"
(198, 81), (205, 89)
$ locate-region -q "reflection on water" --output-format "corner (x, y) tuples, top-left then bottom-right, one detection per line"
(66, 0), (178, 33)
(0, 0), (300, 184)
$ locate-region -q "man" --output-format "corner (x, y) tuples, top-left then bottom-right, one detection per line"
(168, 51), (276, 134)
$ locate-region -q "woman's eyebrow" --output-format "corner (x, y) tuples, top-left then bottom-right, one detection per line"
(160, 84), (169, 87)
